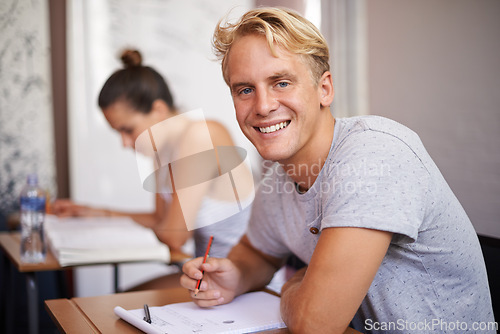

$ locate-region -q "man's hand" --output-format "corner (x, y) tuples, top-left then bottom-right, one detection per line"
(180, 256), (241, 307)
(181, 235), (283, 307)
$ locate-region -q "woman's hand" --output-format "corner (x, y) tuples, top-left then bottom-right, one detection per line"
(52, 199), (107, 217)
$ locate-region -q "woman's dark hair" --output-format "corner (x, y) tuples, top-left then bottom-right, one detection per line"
(98, 49), (175, 113)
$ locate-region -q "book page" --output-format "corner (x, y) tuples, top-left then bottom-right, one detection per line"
(45, 215), (170, 266)
(115, 291), (286, 334)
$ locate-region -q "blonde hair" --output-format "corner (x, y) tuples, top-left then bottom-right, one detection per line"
(213, 7), (330, 85)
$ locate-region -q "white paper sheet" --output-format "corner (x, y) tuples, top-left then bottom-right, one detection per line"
(115, 291), (286, 334)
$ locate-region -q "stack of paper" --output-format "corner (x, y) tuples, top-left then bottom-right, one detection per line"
(45, 215), (170, 266)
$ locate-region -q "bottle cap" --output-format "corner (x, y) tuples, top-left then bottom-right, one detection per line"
(27, 174), (38, 185)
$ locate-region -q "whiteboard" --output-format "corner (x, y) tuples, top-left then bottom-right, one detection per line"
(67, 0), (255, 296)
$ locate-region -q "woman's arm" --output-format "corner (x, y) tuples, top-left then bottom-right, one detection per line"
(153, 192), (193, 252)
(51, 197), (162, 228)
(117, 193), (165, 228)
(153, 120), (243, 252)
(52, 188), (190, 253)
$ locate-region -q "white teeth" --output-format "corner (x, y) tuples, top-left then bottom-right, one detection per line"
(259, 121), (289, 133)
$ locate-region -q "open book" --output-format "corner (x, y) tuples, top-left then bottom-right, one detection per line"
(114, 291), (286, 334)
(44, 215), (170, 266)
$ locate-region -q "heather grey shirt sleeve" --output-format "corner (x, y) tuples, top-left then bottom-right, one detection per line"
(320, 129), (430, 243)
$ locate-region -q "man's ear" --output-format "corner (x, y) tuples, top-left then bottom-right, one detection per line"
(319, 71), (334, 108)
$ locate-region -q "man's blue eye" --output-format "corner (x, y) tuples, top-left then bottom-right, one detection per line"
(241, 88), (253, 95)
(278, 82), (289, 88)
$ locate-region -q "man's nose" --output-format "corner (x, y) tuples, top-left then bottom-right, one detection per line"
(255, 88), (279, 116)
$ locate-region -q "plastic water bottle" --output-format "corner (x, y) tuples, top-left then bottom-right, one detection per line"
(19, 174), (47, 263)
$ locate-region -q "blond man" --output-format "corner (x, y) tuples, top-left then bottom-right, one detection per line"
(181, 7), (494, 334)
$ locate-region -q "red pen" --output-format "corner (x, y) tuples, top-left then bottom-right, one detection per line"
(194, 235), (213, 296)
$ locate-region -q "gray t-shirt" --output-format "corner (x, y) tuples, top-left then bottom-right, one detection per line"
(247, 116), (495, 333)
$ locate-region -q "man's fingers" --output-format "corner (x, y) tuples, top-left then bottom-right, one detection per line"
(182, 257), (205, 279)
(202, 257), (233, 273)
(182, 256), (230, 280)
(190, 290), (225, 308)
(180, 274), (206, 291)
(192, 288), (220, 300)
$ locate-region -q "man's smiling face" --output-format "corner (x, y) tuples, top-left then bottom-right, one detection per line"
(226, 34), (328, 165)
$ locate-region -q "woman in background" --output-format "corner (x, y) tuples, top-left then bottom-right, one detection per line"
(53, 49), (253, 289)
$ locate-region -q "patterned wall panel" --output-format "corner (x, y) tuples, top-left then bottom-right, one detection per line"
(0, 0), (56, 226)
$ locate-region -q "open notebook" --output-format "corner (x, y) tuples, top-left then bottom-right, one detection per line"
(114, 291), (286, 334)
(45, 215), (170, 266)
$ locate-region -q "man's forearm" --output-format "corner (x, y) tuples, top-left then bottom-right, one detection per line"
(280, 267), (349, 334)
(280, 267), (306, 328)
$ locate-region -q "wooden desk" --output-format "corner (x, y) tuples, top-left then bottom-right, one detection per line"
(0, 232), (190, 334)
(45, 288), (362, 334)
(0, 232), (63, 272)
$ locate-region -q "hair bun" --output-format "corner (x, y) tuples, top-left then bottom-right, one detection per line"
(120, 49), (142, 68)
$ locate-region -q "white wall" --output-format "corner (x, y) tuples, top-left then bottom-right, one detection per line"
(366, 0), (500, 238)
(67, 0), (255, 296)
